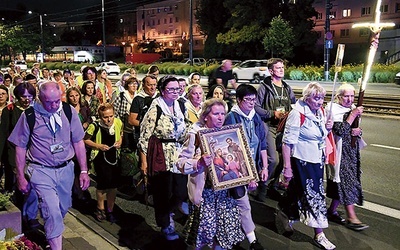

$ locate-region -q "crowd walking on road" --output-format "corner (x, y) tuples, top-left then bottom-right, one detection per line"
(0, 59), (370, 250)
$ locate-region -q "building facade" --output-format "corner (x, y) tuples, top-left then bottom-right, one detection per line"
(136, 0), (204, 57)
(313, 0), (400, 64)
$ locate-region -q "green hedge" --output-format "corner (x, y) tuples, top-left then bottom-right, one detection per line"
(5, 61), (399, 83)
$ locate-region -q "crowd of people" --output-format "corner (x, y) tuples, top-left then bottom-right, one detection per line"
(0, 59), (369, 250)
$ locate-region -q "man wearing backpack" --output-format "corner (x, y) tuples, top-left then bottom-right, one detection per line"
(254, 58), (296, 202)
(8, 81), (90, 250)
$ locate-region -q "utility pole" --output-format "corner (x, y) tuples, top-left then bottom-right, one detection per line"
(324, 0), (333, 81)
(40, 14), (44, 53)
(102, 0), (106, 61)
(189, 0), (193, 66)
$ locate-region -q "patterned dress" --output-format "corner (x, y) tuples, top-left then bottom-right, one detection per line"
(184, 187), (245, 249)
(333, 112), (363, 206)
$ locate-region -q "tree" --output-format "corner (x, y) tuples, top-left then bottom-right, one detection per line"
(0, 24), (39, 61)
(263, 15), (294, 59)
(196, 0), (318, 64)
(195, 0), (231, 58)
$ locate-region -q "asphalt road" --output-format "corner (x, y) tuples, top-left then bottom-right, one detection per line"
(89, 74), (400, 249)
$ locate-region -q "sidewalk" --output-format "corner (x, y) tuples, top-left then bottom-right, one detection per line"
(63, 209), (128, 250)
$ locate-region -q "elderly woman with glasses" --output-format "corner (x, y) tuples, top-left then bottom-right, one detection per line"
(138, 75), (188, 241)
(224, 84), (268, 249)
(0, 82), (40, 228)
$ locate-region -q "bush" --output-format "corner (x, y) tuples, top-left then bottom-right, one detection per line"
(289, 70), (304, 80)
(374, 71), (395, 83)
(340, 71), (354, 82)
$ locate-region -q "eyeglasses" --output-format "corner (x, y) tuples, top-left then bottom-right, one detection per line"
(20, 95), (33, 100)
(243, 97), (256, 103)
(165, 87), (181, 93)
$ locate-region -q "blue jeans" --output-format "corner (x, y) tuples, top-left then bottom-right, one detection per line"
(27, 161), (74, 239)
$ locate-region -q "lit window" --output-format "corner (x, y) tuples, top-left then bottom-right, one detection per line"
(317, 13), (323, 20)
(343, 9), (351, 17)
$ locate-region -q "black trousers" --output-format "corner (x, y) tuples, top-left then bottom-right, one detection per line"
(150, 171), (188, 228)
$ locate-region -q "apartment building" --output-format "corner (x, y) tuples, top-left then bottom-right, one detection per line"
(313, 0), (400, 64)
(136, 0), (204, 56)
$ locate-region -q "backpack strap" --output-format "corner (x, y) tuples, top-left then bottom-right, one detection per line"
(25, 106), (35, 135)
(62, 102), (72, 124)
(26, 102), (73, 146)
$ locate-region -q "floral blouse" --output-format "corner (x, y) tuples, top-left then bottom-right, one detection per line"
(139, 99), (187, 171)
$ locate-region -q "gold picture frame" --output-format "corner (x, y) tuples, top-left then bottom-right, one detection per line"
(197, 123), (259, 191)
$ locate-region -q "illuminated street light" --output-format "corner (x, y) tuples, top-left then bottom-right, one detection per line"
(179, 43), (182, 53)
(28, 11), (46, 62)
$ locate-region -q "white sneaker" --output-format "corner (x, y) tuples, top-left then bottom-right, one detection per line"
(314, 233), (336, 250)
(169, 213), (175, 229)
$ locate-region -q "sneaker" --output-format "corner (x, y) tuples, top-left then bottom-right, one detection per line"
(314, 233), (336, 250)
(276, 208), (294, 234)
(106, 211), (118, 223)
(178, 202), (189, 215)
(327, 211), (345, 225)
(250, 240), (265, 250)
(161, 225), (179, 241)
(169, 213), (175, 229)
(345, 221), (369, 231)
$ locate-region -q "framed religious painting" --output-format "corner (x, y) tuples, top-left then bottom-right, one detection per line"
(197, 123), (259, 191)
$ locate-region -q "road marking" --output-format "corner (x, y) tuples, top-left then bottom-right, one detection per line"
(358, 201), (400, 220)
(370, 144), (400, 151)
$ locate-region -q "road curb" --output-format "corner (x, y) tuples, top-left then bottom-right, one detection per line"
(67, 208), (128, 250)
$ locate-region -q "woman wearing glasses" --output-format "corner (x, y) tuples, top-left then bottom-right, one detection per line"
(0, 82), (41, 229)
(138, 75), (188, 241)
(224, 84), (268, 250)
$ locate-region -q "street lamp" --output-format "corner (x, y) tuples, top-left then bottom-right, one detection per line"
(28, 11), (46, 62)
(101, 0), (106, 61)
(179, 43), (182, 53)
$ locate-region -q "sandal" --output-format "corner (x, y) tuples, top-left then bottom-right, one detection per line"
(94, 208), (106, 222)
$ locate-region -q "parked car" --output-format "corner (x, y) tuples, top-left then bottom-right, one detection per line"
(14, 60), (27, 71)
(96, 61), (120, 75)
(206, 58), (241, 66)
(181, 58), (206, 65)
(232, 59), (270, 82)
(396, 71), (400, 85)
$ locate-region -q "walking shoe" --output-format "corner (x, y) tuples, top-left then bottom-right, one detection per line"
(169, 213), (175, 229)
(314, 233), (336, 250)
(276, 208), (294, 234)
(161, 225), (179, 241)
(178, 202), (189, 215)
(327, 211), (345, 225)
(345, 221), (369, 231)
(249, 240), (265, 250)
(106, 211), (118, 223)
